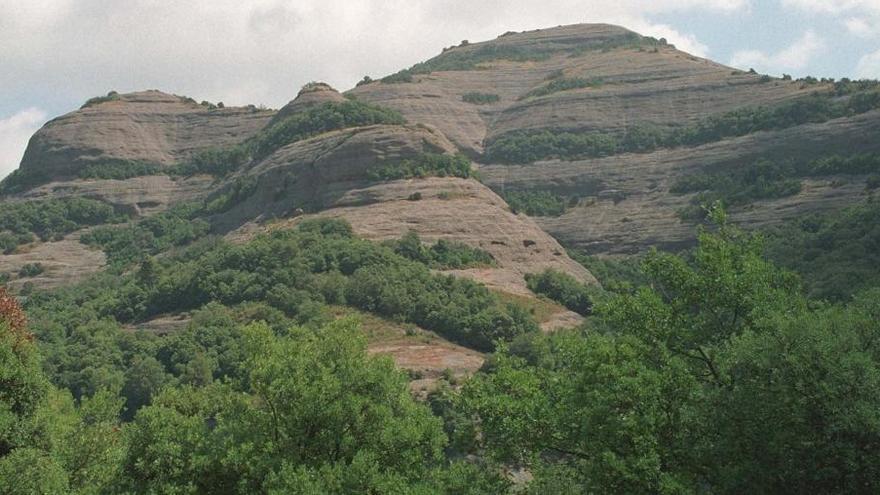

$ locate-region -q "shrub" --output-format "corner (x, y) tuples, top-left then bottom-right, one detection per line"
(78, 160), (162, 180)
(81, 202), (209, 266)
(170, 146), (249, 177)
(807, 153), (880, 176)
(671, 153), (880, 216)
(462, 92), (500, 104)
(764, 197), (880, 301)
(0, 169), (52, 195)
(381, 31), (660, 82)
(0, 197), (124, 250)
(296, 217), (353, 238)
(484, 130), (619, 163)
(367, 153), (472, 181)
(502, 190), (569, 216)
(386, 231), (495, 269)
(204, 177), (258, 214)
(524, 269), (593, 315)
(18, 263), (44, 278)
(46, 218), (534, 351)
(485, 89), (880, 164)
(521, 77), (603, 99)
(81, 90), (120, 109)
(381, 70), (415, 84)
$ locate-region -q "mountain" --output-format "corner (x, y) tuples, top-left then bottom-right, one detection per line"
(348, 23), (880, 254)
(3, 22), (879, 336)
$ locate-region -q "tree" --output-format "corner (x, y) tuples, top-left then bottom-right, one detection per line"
(524, 269), (593, 315)
(462, 332), (700, 494)
(0, 287), (49, 458)
(463, 208), (880, 493)
(119, 318), (448, 493)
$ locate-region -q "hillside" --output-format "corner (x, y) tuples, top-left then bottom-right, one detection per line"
(349, 23), (880, 254)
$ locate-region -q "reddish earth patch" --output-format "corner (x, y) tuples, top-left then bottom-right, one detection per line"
(368, 340), (484, 378)
(368, 338), (485, 396)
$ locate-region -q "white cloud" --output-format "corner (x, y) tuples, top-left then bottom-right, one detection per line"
(782, 0), (880, 14)
(0, 0), (733, 115)
(0, 109), (47, 180)
(783, 0), (880, 36)
(729, 30), (826, 73)
(845, 17), (876, 37)
(856, 48), (880, 77)
(628, 20), (710, 57)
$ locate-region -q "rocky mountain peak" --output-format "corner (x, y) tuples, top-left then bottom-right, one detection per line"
(271, 82), (347, 124)
(16, 90), (273, 182)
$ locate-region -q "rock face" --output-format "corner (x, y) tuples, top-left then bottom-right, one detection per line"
(480, 109), (880, 254)
(310, 177), (597, 292)
(19, 175), (216, 217)
(19, 90), (273, 180)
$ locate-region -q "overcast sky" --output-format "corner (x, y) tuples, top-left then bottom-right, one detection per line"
(2, 0), (880, 178)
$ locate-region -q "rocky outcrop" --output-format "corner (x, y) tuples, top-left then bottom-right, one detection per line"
(217, 123), (459, 225)
(18, 174), (216, 216)
(222, 121), (596, 290)
(18, 90), (273, 180)
(310, 177), (597, 291)
(270, 82), (347, 125)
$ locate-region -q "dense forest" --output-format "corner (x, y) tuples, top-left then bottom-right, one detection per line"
(3, 203), (880, 493)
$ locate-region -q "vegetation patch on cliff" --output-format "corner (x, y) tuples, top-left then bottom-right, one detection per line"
(381, 32), (665, 83)
(385, 231), (496, 269)
(521, 76), (603, 99)
(251, 100), (406, 159)
(462, 92), (500, 104)
(485, 87), (880, 164)
(366, 153), (473, 181)
(763, 197), (880, 301)
(0, 197), (125, 253)
(502, 189), (572, 216)
(525, 269), (593, 315)
(673, 153), (880, 220)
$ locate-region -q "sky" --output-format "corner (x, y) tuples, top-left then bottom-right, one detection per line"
(1, 0), (879, 178)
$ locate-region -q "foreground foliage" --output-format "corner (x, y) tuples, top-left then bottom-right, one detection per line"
(1, 289), (506, 493)
(462, 208), (880, 493)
